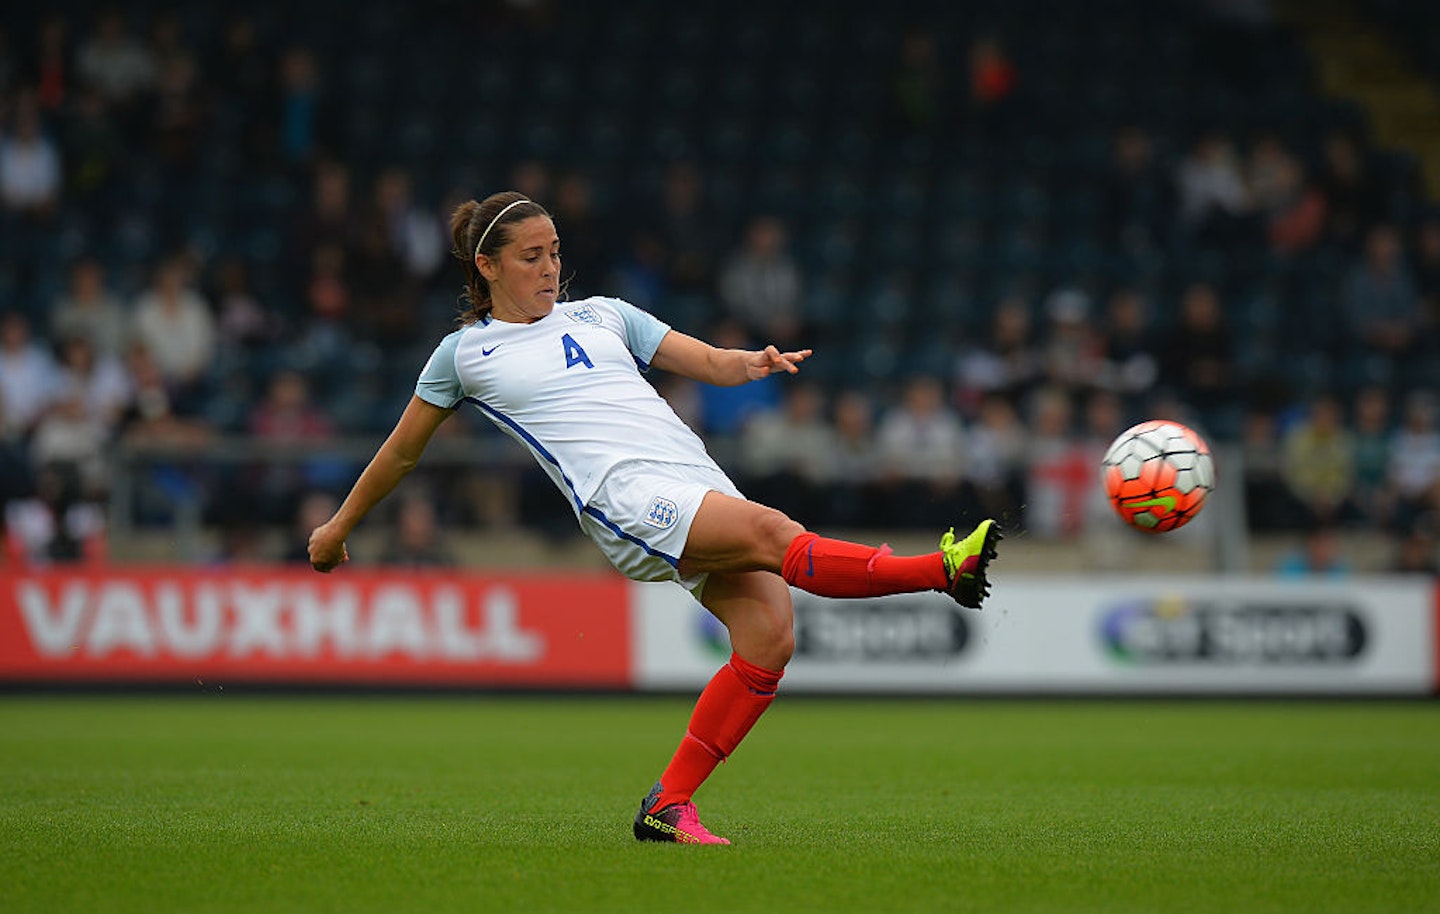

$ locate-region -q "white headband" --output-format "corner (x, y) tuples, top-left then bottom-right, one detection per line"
(474, 198), (532, 260)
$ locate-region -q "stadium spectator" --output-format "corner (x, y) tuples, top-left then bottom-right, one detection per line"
(1175, 131), (1254, 247)
(1246, 134), (1296, 216)
(58, 86), (121, 215)
(116, 343), (211, 446)
(378, 493), (456, 568)
(31, 15), (71, 112)
(144, 10), (189, 76)
(953, 295), (1042, 415)
(549, 171), (609, 300)
(212, 13), (273, 157)
(147, 44), (206, 180)
(1023, 385), (1089, 539)
(1275, 524), (1351, 577)
(509, 159), (552, 205)
(1412, 216), (1440, 321)
(371, 166), (445, 281)
(53, 333), (132, 429)
(693, 319), (781, 440)
(1039, 286), (1105, 392)
(966, 393), (1026, 524)
(210, 257), (278, 351)
(3, 461), (105, 566)
(207, 518), (268, 566)
(304, 241), (351, 326)
(289, 161), (356, 293)
(0, 92), (62, 218)
(245, 368), (339, 524)
(890, 29), (943, 132)
(1340, 223), (1423, 380)
(1387, 391), (1440, 533)
(1317, 130), (1379, 250)
(276, 46), (321, 165)
(1097, 287), (1159, 407)
(1157, 281), (1238, 430)
(874, 374), (970, 527)
(283, 489), (339, 564)
(967, 33), (1017, 120)
(1249, 135), (1327, 256)
(51, 257), (130, 358)
(1391, 527), (1439, 575)
(0, 25), (12, 96)
(718, 215), (804, 347)
(0, 395), (32, 511)
(130, 256), (217, 411)
(287, 239), (359, 401)
(653, 161), (722, 304)
(351, 204), (417, 344)
(609, 229), (668, 316)
(737, 381), (835, 522)
(75, 8), (156, 106)
(824, 389), (882, 526)
(1351, 385), (1394, 526)
(1280, 393), (1357, 527)
(0, 311), (61, 436)
(1234, 416), (1289, 542)
(1081, 389), (1145, 563)
(247, 368), (333, 443)
(1102, 125), (1173, 253)
(30, 385), (111, 497)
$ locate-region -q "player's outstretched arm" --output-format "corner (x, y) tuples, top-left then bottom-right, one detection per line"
(308, 396), (453, 572)
(650, 330), (811, 386)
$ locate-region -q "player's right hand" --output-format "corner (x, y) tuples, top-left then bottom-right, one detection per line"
(308, 525), (349, 573)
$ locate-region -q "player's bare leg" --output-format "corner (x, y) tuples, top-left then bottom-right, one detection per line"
(634, 570), (792, 845)
(679, 491), (1001, 607)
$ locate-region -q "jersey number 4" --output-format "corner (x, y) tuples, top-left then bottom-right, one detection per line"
(562, 333), (594, 369)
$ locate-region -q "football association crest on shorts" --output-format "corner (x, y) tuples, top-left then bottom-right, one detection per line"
(565, 304), (601, 325)
(643, 496), (679, 529)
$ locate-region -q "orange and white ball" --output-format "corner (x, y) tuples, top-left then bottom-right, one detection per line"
(1101, 420), (1214, 533)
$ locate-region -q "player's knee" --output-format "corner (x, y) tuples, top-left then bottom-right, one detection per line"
(769, 621), (796, 668)
(745, 607), (795, 670)
(752, 505), (805, 566)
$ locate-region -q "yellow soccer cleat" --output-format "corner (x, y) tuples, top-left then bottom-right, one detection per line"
(939, 519), (1002, 609)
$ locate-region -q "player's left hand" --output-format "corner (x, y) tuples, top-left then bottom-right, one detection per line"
(746, 345), (812, 380)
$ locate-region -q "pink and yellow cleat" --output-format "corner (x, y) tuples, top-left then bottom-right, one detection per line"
(939, 519), (1002, 609)
(633, 782), (730, 845)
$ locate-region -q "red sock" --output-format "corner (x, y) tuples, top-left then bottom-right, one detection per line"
(781, 532), (947, 598)
(655, 653), (784, 808)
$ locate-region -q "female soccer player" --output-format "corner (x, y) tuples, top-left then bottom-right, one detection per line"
(307, 191), (1001, 844)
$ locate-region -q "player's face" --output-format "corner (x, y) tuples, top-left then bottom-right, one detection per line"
(480, 215), (561, 323)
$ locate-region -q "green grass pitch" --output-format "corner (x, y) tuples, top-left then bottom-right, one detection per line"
(2, 696), (1437, 913)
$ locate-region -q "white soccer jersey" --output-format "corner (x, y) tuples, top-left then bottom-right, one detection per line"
(415, 297), (723, 515)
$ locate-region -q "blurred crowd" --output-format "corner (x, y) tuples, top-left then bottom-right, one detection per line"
(0, 3), (1437, 573)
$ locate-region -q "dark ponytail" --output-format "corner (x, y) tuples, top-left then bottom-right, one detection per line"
(449, 191), (551, 324)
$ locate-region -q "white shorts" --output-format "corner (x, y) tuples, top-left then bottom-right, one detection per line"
(579, 459), (743, 595)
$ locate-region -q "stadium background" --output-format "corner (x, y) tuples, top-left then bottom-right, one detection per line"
(1, 0), (1440, 667)
(0, 0), (1439, 574)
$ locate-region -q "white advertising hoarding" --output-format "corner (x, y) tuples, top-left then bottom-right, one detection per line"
(633, 577), (1436, 695)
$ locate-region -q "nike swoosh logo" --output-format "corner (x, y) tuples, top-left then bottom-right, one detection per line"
(1123, 495), (1176, 512)
(482, 344), (502, 356)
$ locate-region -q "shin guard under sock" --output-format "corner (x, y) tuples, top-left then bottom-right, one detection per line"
(781, 532), (947, 598)
(655, 653), (784, 808)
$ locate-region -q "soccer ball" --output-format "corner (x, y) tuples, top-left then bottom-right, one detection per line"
(1100, 420), (1214, 533)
